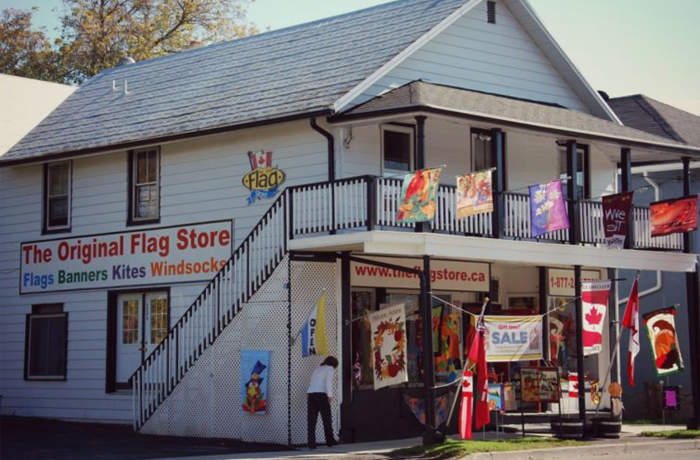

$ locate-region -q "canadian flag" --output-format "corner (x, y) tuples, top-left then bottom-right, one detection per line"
(248, 150), (272, 170)
(622, 276), (640, 387)
(568, 372), (579, 398)
(459, 371), (474, 439)
(581, 280), (611, 356)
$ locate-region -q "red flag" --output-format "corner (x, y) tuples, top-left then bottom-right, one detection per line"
(467, 317), (490, 429)
(459, 370), (473, 439)
(568, 372), (578, 398)
(622, 276), (640, 387)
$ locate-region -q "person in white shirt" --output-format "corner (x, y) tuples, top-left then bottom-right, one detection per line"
(307, 356), (339, 449)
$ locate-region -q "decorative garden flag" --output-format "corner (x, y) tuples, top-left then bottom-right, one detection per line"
(241, 349), (270, 414)
(456, 170), (493, 218)
(582, 280), (611, 356)
(622, 276), (640, 387)
(397, 168), (442, 223)
(369, 304), (408, 389)
(643, 307), (684, 377)
(459, 370), (474, 439)
(529, 180), (569, 237)
(650, 196), (698, 237)
(602, 191), (634, 248)
(568, 372), (578, 398)
(301, 291), (328, 357)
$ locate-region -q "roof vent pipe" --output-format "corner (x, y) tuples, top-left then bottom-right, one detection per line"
(117, 56), (136, 66)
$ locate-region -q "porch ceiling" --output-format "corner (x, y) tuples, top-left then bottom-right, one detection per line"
(288, 231), (698, 273)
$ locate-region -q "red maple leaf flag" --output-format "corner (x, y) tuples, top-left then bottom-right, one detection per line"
(622, 276), (640, 387)
(459, 371), (474, 439)
(581, 280), (611, 356)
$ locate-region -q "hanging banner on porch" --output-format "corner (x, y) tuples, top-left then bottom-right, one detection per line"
(396, 167), (442, 223)
(459, 370), (474, 439)
(642, 306), (685, 377)
(650, 196), (698, 237)
(582, 280), (611, 356)
(528, 180), (569, 237)
(240, 349), (270, 415)
(483, 315), (543, 362)
(520, 367), (560, 403)
(369, 303), (408, 389)
(602, 191), (634, 248)
(456, 170), (493, 218)
(301, 291), (328, 357)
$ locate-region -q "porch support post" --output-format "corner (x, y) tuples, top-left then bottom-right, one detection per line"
(420, 255), (439, 444)
(490, 128), (505, 239)
(339, 252), (355, 442)
(415, 116), (429, 233)
(608, 268), (619, 384)
(574, 265), (587, 425)
(620, 148), (634, 249)
(566, 140), (580, 245)
(539, 267), (549, 361)
(682, 157), (700, 429)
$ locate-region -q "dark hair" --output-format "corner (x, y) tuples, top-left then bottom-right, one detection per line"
(322, 356), (339, 368)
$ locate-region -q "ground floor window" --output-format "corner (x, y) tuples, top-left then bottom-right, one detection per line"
(25, 304), (68, 380)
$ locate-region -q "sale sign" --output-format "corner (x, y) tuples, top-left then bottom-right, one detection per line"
(20, 220), (233, 293)
(581, 280), (611, 356)
(483, 315), (543, 362)
(602, 191), (634, 248)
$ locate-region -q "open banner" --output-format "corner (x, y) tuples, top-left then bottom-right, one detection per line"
(483, 315), (543, 362)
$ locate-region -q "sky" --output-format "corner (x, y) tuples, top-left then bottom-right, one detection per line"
(3, 0), (699, 115)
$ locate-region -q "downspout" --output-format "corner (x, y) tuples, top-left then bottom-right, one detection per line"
(310, 117), (335, 182)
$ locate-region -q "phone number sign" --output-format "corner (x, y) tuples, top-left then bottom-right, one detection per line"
(548, 268), (601, 297)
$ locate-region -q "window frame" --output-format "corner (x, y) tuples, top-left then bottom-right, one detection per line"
(558, 143), (591, 199)
(380, 124), (415, 175)
(24, 304), (68, 381)
(43, 161), (72, 234)
(127, 147), (161, 226)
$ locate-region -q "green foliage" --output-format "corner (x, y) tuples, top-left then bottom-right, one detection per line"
(389, 437), (586, 460)
(1, 0), (257, 85)
(640, 429), (700, 439)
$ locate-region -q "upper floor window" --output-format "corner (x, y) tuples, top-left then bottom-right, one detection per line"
(129, 147), (160, 224)
(558, 143), (590, 199)
(44, 161), (71, 233)
(381, 125), (414, 174)
(25, 304), (68, 380)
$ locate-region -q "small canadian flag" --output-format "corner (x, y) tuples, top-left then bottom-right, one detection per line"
(569, 372), (579, 398)
(248, 150), (272, 170)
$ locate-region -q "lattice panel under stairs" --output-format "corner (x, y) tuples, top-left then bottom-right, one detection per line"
(140, 255), (341, 446)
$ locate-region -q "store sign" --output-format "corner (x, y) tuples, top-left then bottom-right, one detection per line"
(483, 315), (543, 362)
(20, 220), (233, 293)
(242, 150), (285, 204)
(547, 268), (601, 297)
(351, 257), (490, 292)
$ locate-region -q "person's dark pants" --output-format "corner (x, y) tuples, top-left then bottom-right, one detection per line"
(307, 392), (335, 448)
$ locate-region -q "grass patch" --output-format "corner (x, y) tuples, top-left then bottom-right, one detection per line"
(623, 418), (683, 425)
(389, 437), (585, 460)
(640, 429), (700, 439)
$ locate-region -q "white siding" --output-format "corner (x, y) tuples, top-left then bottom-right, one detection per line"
(351, 0), (589, 112)
(0, 120), (328, 422)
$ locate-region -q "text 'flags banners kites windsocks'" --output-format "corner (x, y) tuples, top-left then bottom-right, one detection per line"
(622, 275), (640, 387)
(582, 280), (611, 356)
(483, 315), (543, 362)
(529, 180), (570, 237)
(459, 370), (474, 439)
(301, 291), (328, 357)
(467, 315), (490, 429)
(602, 191), (634, 248)
(369, 304), (408, 390)
(397, 168), (442, 223)
(240, 349), (270, 415)
(650, 196), (698, 237)
(643, 306), (685, 377)
(568, 372), (578, 398)
(456, 170), (493, 218)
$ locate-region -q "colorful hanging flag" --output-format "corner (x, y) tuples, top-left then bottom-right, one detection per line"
(650, 196), (698, 237)
(403, 394), (450, 426)
(240, 349), (270, 414)
(369, 304), (408, 390)
(529, 180), (569, 237)
(602, 191), (634, 248)
(643, 306), (685, 377)
(301, 291), (328, 357)
(582, 280), (611, 356)
(456, 170), (493, 218)
(467, 315), (490, 429)
(396, 168), (442, 223)
(459, 370), (474, 439)
(568, 372), (578, 398)
(622, 276), (640, 387)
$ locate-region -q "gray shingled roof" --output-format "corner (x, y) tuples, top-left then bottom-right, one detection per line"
(336, 81), (699, 153)
(608, 95), (700, 148)
(2, 0), (466, 164)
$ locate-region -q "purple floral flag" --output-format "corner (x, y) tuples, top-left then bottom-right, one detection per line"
(529, 180), (569, 237)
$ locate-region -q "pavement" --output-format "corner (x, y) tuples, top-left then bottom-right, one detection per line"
(1, 415), (697, 460)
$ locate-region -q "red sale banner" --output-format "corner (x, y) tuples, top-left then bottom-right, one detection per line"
(459, 370), (474, 439)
